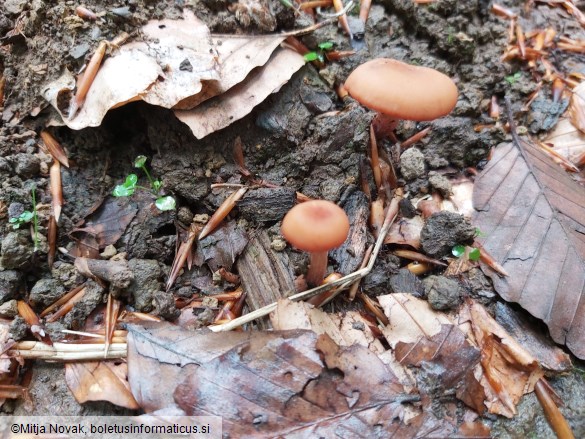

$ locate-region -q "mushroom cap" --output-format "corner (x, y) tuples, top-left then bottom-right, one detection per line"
(281, 200), (350, 253)
(344, 58), (458, 121)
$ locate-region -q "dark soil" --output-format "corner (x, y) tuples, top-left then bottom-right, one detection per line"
(1, 0), (585, 436)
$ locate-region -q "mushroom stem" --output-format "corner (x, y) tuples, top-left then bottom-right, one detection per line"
(306, 251), (329, 287)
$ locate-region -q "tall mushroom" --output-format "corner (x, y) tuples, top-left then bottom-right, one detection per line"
(281, 200), (350, 287)
(344, 58), (458, 122)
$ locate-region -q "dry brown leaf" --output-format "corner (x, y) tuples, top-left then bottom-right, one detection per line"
(384, 216), (424, 248)
(175, 47), (305, 139)
(196, 221), (248, 273)
(494, 302), (572, 373)
(570, 81), (585, 134)
(544, 118), (585, 163)
(270, 299), (385, 354)
(65, 361), (139, 409)
(127, 323), (446, 437)
(43, 11), (218, 129)
(472, 139), (585, 359)
(174, 33), (288, 110)
(70, 196), (138, 254)
(459, 300), (545, 418)
(43, 11), (295, 134)
(378, 294), (482, 409)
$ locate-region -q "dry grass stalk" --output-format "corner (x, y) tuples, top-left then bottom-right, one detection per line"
(7, 341), (127, 361)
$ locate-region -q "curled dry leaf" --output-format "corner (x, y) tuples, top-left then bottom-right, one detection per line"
(43, 11), (299, 136)
(65, 361), (139, 409)
(175, 47), (305, 139)
(473, 140), (585, 359)
(460, 300), (545, 418)
(43, 11), (218, 129)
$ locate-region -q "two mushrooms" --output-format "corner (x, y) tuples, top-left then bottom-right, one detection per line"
(281, 58), (458, 287)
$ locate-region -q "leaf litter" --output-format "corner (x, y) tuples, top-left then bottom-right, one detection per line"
(43, 11), (305, 138)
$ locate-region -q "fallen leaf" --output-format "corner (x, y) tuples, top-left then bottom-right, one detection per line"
(127, 323), (445, 437)
(175, 32), (288, 110)
(175, 47), (305, 139)
(472, 139), (585, 359)
(43, 11), (218, 129)
(71, 196), (138, 253)
(460, 300), (545, 418)
(378, 293), (482, 410)
(494, 302), (572, 373)
(65, 361), (139, 409)
(384, 216), (424, 248)
(43, 11), (296, 134)
(197, 221), (248, 272)
(569, 81), (585, 134)
(270, 299), (386, 354)
(544, 118), (585, 163)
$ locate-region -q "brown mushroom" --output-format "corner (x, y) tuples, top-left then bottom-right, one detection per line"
(281, 200), (350, 287)
(344, 58), (458, 122)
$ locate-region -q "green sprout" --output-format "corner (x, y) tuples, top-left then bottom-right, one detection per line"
(452, 244), (481, 262)
(113, 156), (175, 212)
(304, 41), (335, 63)
(112, 174), (138, 197)
(134, 155), (162, 193)
(9, 186), (40, 251)
(9, 210), (34, 229)
(505, 72), (522, 85)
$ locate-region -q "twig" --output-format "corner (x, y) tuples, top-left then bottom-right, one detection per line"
(6, 342), (126, 361)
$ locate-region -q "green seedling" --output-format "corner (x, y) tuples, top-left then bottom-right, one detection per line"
(505, 72), (522, 85)
(304, 41), (335, 63)
(134, 155), (162, 193)
(113, 157), (175, 212)
(452, 244), (481, 261)
(9, 186), (40, 251)
(9, 210), (34, 229)
(112, 173), (138, 197)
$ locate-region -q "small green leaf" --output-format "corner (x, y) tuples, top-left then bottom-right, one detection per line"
(474, 227), (485, 237)
(505, 72), (522, 85)
(452, 244), (466, 258)
(153, 180), (162, 192)
(113, 184), (135, 197)
(155, 195), (176, 211)
(318, 41), (334, 51)
(303, 52), (319, 62)
(469, 247), (481, 261)
(20, 211), (34, 222)
(9, 217), (18, 224)
(124, 174), (138, 188)
(134, 155), (147, 168)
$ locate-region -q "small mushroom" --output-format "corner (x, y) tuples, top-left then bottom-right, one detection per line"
(281, 200), (350, 287)
(344, 58), (458, 122)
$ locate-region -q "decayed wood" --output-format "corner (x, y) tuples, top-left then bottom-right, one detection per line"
(330, 190), (370, 274)
(236, 231), (297, 328)
(237, 187), (296, 222)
